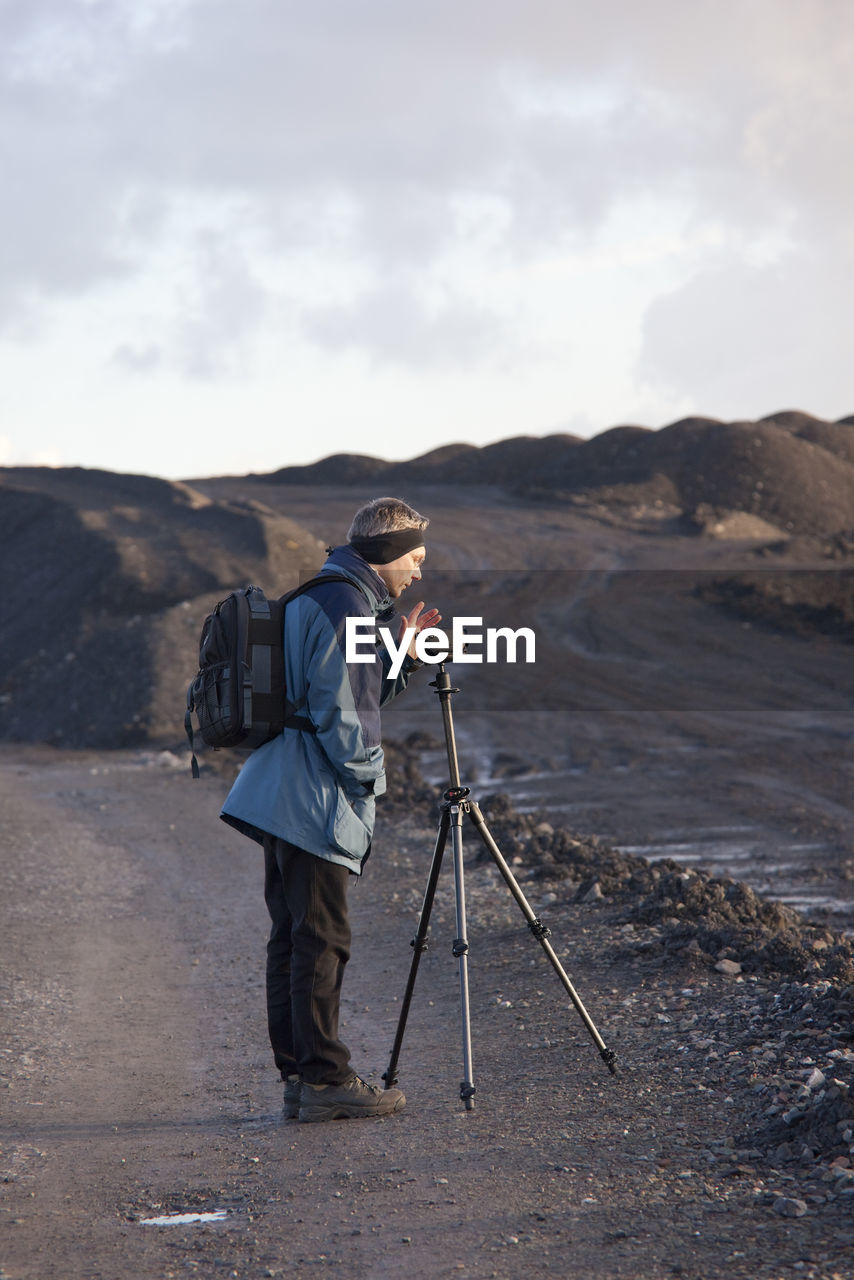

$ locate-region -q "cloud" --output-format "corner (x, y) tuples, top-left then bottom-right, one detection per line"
(0, 0), (852, 391)
(302, 280), (509, 369)
(639, 245), (854, 417)
(111, 342), (162, 373)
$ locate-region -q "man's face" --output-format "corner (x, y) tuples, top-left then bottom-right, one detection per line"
(374, 546), (426, 599)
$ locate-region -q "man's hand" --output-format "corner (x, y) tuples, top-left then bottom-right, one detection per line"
(399, 601), (442, 660)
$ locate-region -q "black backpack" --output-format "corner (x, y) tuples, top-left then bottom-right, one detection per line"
(184, 574), (351, 777)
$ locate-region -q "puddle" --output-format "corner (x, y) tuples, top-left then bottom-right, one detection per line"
(140, 1210), (229, 1226)
(425, 741), (854, 927)
(606, 834), (852, 922)
(410, 713), (854, 929)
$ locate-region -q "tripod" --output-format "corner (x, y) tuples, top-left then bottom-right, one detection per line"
(383, 663), (617, 1110)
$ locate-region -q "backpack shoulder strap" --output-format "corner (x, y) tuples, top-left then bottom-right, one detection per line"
(281, 571), (356, 605)
(281, 573), (363, 732)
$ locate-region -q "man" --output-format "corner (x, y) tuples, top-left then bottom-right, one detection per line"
(221, 497), (438, 1123)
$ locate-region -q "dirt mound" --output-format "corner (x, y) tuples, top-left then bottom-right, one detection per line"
(647, 419), (854, 537)
(255, 411), (854, 538)
(454, 790), (854, 986)
(760, 409), (829, 432)
(565, 411), (854, 536)
(557, 412), (854, 538)
(423, 434), (584, 486)
(268, 443), (480, 486)
(787, 420), (854, 467)
(0, 467), (324, 747)
(267, 438), (577, 488)
(697, 569), (854, 643)
(268, 452), (393, 484)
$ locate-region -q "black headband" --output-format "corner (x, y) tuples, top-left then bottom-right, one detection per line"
(349, 529), (426, 564)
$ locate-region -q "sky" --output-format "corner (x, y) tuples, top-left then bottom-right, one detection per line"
(1, 0), (852, 480)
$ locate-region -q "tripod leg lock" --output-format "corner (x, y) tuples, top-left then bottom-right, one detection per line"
(459, 1081), (476, 1103)
(452, 937), (469, 958)
(528, 916), (552, 941)
(410, 936), (429, 953)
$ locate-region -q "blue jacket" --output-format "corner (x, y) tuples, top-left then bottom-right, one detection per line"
(220, 544), (419, 872)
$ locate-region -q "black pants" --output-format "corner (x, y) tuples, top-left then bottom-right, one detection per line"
(263, 835), (353, 1085)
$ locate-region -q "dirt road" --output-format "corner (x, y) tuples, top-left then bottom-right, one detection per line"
(2, 746), (853, 1280)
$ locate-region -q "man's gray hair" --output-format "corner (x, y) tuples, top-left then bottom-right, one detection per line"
(347, 497), (429, 541)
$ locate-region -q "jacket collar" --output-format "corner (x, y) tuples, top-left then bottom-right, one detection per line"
(321, 544), (393, 615)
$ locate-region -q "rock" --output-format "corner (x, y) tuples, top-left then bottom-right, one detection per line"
(773, 1196), (809, 1218)
(580, 880), (604, 903)
(806, 1068), (826, 1090)
(715, 959), (743, 977)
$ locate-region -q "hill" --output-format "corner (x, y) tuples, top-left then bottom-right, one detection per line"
(0, 467), (325, 746)
(2, 407), (854, 752)
(260, 410), (854, 539)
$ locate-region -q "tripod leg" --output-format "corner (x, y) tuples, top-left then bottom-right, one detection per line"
(466, 801), (617, 1075)
(383, 806), (451, 1090)
(450, 801), (476, 1109)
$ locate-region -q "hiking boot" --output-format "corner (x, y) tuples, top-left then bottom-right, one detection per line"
(298, 1074), (406, 1123)
(283, 1075), (301, 1119)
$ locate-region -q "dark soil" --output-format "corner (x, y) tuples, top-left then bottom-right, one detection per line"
(261, 410), (854, 540)
(2, 746), (853, 1280)
(4, 411), (854, 752)
(0, 467), (324, 746)
(2, 423), (854, 1276)
(462, 790), (854, 987)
